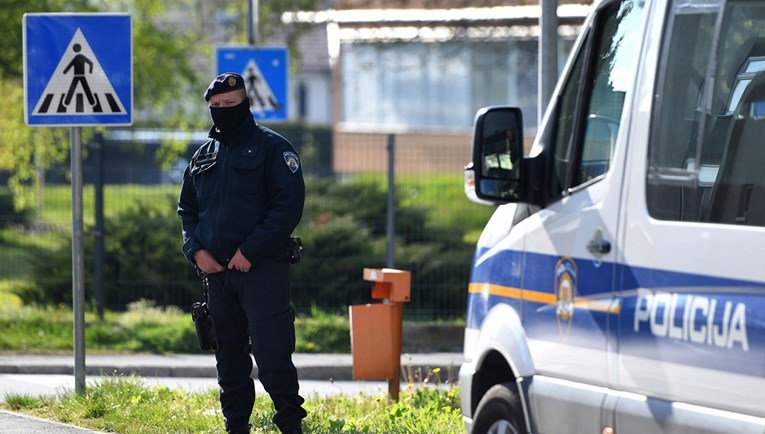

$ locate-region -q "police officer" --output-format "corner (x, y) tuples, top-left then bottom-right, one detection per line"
(178, 72), (307, 434)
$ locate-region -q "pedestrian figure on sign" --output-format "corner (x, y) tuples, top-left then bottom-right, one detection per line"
(246, 65), (282, 113)
(246, 65), (267, 110)
(63, 43), (95, 108)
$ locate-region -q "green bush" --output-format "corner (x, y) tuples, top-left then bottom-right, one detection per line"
(301, 177), (429, 242)
(294, 177), (473, 317)
(0, 302), (349, 354)
(22, 176), (474, 319)
(291, 213), (384, 310)
(295, 306), (351, 353)
(22, 197), (199, 309)
(0, 187), (32, 226)
(293, 177), (444, 312)
(263, 122), (333, 178)
(15, 229), (77, 306)
(100, 199), (199, 308)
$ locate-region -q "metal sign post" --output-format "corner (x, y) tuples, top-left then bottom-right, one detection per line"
(70, 127), (86, 394)
(225, 1), (288, 123)
(386, 134), (395, 268)
(539, 0), (558, 123)
(248, 0), (259, 46)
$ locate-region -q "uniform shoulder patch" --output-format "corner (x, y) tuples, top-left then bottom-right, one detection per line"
(283, 151), (300, 173)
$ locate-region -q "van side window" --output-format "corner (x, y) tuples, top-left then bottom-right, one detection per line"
(549, 0), (645, 199)
(648, 0), (765, 227)
(551, 35), (588, 197)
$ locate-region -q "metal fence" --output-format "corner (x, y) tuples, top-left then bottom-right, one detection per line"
(0, 127), (493, 320)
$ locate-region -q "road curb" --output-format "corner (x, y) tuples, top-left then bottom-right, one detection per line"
(0, 353), (464, 382)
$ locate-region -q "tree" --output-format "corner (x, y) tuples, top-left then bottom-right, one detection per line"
(0, 0), (207, 211)
(0, 0), (324, 211)
(0, 1), (95, 210)
(198, 0), (325, 71)
(0, 0), (97, 78)
(101, 0), (209, 127)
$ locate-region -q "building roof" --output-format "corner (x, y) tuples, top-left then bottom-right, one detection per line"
(282, 3), (592, 27)
(277, 1), (592, 69)
(333, 0), (589, 9)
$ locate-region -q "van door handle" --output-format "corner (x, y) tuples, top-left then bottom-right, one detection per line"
(587, 239), (611, 255)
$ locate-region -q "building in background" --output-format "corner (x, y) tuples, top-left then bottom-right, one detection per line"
(288, 25), (334, 126)
(280, 0), (591, 174)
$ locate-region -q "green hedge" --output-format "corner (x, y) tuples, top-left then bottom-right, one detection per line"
(19, 176), (477, 318)
(261, 122), (333, 178)
(0, 187), (32, 226)
(21, 196), (199, 309)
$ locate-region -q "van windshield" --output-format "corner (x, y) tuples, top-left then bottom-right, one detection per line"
(648, 0), (765, 227)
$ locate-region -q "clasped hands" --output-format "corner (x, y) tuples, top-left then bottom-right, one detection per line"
(193, 248), (251, 274)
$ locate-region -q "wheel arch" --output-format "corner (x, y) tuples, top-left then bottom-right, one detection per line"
(470, 303), (534, 418)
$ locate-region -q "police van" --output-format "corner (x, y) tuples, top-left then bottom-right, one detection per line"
(460, 0), (765, 432)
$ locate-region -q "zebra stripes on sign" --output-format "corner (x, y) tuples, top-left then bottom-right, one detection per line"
(216, 46), (288, 122)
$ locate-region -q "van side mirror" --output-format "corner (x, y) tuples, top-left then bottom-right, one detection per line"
(465, 106), (524, 205)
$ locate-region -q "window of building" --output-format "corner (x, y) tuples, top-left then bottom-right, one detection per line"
(340, 39), (566, 132)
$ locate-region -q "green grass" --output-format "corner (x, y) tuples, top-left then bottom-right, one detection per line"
(351, 172), (493, 246)
(0, 177), (492, 301)
(34, 176), (492, 231)
(2, 376), (462, 433)
(0, 226), (68, 281)
(0, 301), (197, 354)
(36, 184), (178, 226)
(10, 175), (491, 244)
(0, 302), (350, 354)
(0, 184), (178, 281)
(295, 306), (351, 353)
(352, 172), (494, 231)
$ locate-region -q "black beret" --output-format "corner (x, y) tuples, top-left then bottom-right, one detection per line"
(204, 73), (245, 101)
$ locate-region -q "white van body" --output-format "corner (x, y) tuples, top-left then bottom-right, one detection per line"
(460, 0), (765, 433)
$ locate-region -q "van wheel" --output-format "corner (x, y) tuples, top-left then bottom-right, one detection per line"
(472, 382), (527, 434)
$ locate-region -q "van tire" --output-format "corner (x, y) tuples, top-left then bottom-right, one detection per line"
(472, 382), (527, 434)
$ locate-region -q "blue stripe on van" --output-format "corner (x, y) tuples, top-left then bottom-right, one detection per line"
(467, 248), (765, 377)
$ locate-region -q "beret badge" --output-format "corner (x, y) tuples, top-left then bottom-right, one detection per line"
(204, 72), (246, 101)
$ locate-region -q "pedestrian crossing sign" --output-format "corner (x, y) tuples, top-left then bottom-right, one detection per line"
(216, 46), (288, 122)
(23, 13), (132, 126)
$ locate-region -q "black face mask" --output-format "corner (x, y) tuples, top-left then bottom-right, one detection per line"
(210, 98), (251, 133)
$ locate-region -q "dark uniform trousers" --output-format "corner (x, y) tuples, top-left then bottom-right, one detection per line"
(206, 258), (306, 433)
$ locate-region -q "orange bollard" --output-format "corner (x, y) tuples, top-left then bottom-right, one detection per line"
(349, 268), (411, 401)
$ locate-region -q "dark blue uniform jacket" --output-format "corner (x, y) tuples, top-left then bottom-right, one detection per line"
(178, 119), (305, 266)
